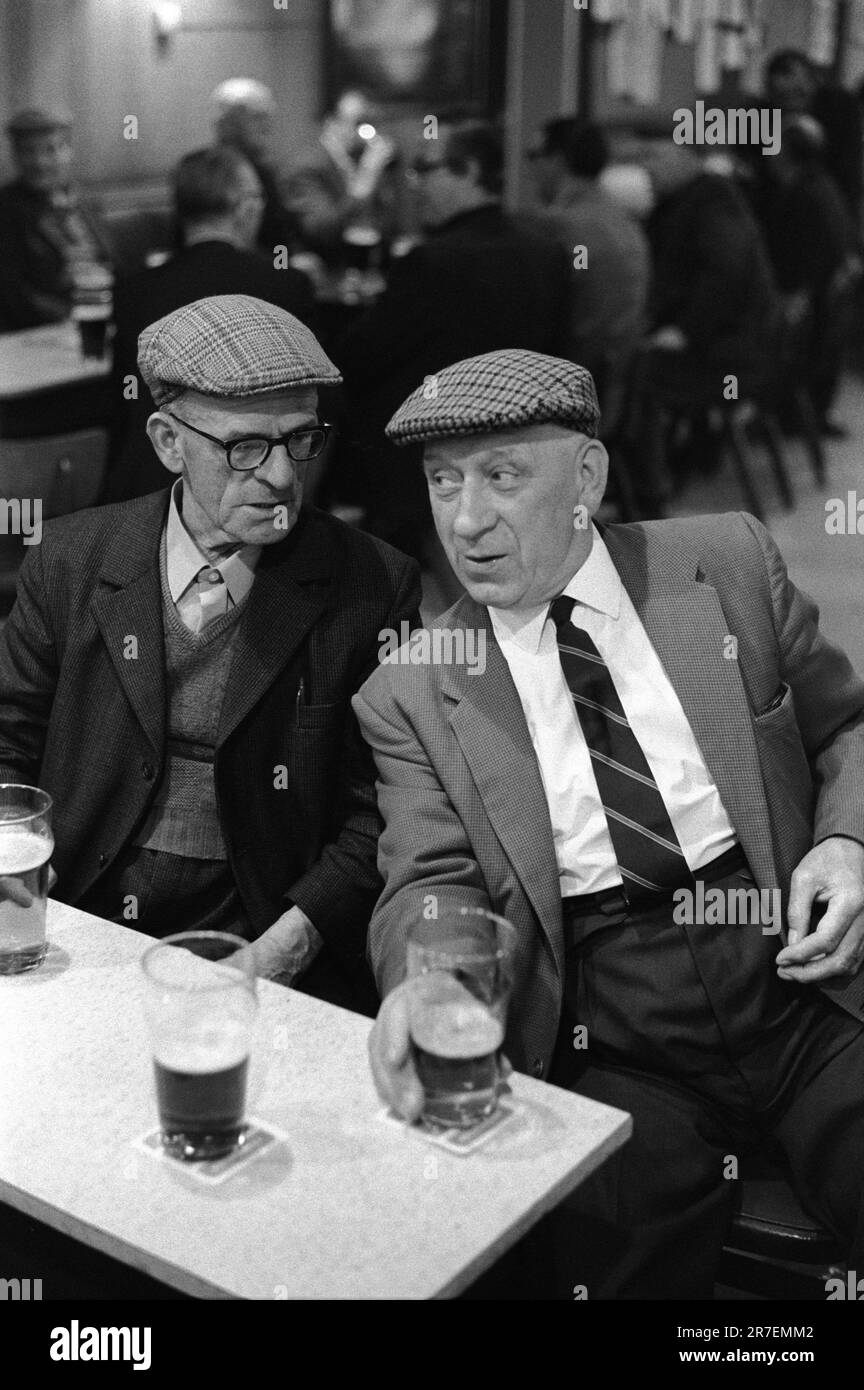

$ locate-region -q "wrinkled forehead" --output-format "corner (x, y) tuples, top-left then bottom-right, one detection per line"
(424, 422), (584, 466)
(178, 387), (319, 431)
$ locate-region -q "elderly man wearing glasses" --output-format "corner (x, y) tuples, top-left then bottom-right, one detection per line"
(0, 294), (420, 1013)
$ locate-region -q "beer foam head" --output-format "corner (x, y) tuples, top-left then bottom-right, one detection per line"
(0, 826), (52, 875)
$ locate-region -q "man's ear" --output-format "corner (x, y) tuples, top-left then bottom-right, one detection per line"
(146, 412), (185, 476)
(577, 437), (609, 513)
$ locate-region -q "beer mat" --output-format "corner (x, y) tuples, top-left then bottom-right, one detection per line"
(379, 1102), (518, 1154)
(132, 1120), (285, 1184)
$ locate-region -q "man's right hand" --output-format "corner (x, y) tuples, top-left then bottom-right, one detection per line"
(367, 979), (425, 1123)
(368, 976), (513, 1123)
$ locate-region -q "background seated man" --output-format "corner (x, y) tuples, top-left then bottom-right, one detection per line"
(0, 295), (420, 1014)
(0, 107), (111, 332)
(522, 116), (650, 405)
(354, 349), (864, 1297)
(105, 147), (315, 502)
(333, 121), (570, 578)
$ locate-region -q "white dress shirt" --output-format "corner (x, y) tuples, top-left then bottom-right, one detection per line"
(166, 481), (261, 632)
(488, 526), (737, 896)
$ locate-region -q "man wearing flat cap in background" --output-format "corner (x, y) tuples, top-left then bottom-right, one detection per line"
(354, 348), (864, 1297)
(0, 294), (420, 1013)
(0, 107), (111, 331)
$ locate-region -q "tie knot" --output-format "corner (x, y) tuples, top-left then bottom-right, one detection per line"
(196, 566), (224, 587)
(549, 594), (576, 631)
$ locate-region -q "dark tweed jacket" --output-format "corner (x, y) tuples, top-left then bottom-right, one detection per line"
(0, 491), (420, 1007)
(354, 513), (864, 1076)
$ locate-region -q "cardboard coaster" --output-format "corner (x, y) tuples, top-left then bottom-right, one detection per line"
(133, 1119), (284, 1184)
(380, 1101), (518, 1155)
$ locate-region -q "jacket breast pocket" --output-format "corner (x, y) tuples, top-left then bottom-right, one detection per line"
(295, 702), (340, 732)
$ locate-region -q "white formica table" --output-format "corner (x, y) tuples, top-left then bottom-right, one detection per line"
(0, 903), (631, 1300)
(0, 323), (110, 399)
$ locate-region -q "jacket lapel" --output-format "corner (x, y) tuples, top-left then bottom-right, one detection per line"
(441, 599), (565, 985)
(216, 510), (332, 747)
(91, 493), (169, 754)
(602, 524), (778, 888)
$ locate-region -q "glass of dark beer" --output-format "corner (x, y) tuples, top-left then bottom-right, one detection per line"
(70, 262), (113, 360)
(142, 931), (257, 1161)
(0, 784), (53, 974)
(407, 909), (516, 1130)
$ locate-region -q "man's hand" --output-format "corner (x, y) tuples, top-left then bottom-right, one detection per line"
(0, 863), (56, 907)
(368, 979), (425, 1123)
(776, 836), (864, 982)
(368, 975), (512, 1124)
(239, 906), (323, 984)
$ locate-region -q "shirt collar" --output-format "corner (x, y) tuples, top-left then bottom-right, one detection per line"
(488, 524), (622, 655)
(165, 480), (261, 607)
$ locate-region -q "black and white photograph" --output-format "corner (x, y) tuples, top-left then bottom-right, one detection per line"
(1, 0), (863, 1359)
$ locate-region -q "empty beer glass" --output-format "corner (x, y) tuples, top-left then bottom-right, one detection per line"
(142, 931), (257, 1161)
(407, 908), (516, 1129)
(0, 784), (53, 974)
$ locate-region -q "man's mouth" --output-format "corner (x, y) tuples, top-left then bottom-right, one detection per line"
(461, 553), (505, 566)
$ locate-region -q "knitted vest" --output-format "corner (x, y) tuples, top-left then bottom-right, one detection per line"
(133, 535), (247, 859)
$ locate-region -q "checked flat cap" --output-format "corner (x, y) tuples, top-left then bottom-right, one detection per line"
(138, 294), (341, 407)
(386, 349), (600, 446)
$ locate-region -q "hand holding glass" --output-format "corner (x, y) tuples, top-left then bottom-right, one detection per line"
(407, 908), (516, 1129)
(0, 784), (53, 974)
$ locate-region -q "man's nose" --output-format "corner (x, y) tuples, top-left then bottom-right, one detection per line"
(256, 444), (297, 490)
(451, 484), (494, 538)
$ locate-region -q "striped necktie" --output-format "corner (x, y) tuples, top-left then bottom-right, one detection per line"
(550, 594), (688, 899)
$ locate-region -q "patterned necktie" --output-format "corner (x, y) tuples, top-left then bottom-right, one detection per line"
(192, 566), (228, 633)
(550, 594), (687, 899)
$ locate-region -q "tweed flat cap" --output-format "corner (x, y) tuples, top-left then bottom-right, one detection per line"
(138, 294), (341, 407)
(386, 349), (600, 446)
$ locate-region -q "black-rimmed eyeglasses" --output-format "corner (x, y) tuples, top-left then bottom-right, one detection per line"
(167, 413), (334, 471)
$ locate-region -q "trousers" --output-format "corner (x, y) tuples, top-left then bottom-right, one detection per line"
(540, 860), (864, 1299)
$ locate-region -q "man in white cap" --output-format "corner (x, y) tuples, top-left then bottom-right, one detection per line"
(211, 77), (293, 254)
(0, 294), (420, 1013)
(354, 347), (864, 1296)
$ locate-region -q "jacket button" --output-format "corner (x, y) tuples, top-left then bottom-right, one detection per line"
(98, 852), (108, 867)
(532, 1058), (544, 1077)
(142, 761), (155, 781)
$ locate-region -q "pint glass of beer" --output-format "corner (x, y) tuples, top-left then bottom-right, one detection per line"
(407, 908), (516, 1130)
(142, 932), (257, 1161)
(0, 784), (53, 975)
(70, 262), (113, 360)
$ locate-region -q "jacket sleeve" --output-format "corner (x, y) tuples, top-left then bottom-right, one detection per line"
(352, 671), (492, 998)
(742, 513), (864, 848)
(0, 201), (67, 329)
(285, 554), (423, 969)
(0, 540), (59, 786)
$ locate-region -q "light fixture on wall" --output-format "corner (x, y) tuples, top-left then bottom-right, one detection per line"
(153, 1), (183, 49)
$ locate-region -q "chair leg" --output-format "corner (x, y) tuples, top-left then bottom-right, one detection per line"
(754, 411), (795, 511)
(793, 387), (827, 486)
(723, 416), (766, 522)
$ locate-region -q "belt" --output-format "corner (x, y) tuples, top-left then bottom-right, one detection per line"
(561, 843), (749, 927)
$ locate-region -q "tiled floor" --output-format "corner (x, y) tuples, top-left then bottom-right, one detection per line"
(669, 374), (864, 675)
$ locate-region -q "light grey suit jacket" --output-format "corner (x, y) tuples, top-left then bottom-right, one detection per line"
(353, 513), (864, 1076)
